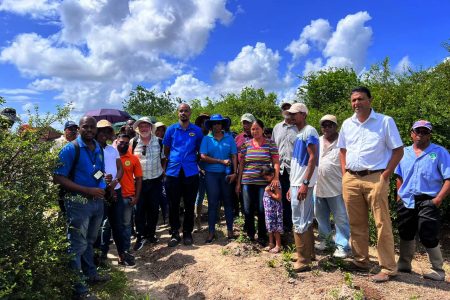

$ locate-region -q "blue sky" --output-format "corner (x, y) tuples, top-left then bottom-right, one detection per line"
(0, 0), (449, 123)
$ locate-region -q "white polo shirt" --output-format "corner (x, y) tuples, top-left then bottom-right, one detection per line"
(337, 109), (403, 171)
(316, 136), (342, 198)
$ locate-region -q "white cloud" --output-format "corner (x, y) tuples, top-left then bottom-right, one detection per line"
(167, 74), (212, 101)
(213, 42), (283, 92)
(21, 102), (34, 112)
(303, 58), (324, 76)
(285, 19), (332, 61)
(395, 55), (413, 73)
(0, 0), (59, 18)
(0, 88), (39, 95)
(323, 11), (372, 71)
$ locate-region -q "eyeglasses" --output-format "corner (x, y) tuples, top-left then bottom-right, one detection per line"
(412, 129), (431, 135)
(141, 145), (147, 156)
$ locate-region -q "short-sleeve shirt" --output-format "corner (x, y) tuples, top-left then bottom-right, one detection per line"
(395, 143), (450, 208)
(241, 138), (279, 185)
(290, 125), (319, 187)
(200, 133), (237, 173)
(337, 110), (403, 171)
(272, 121), (298, 175)
(120, 152), (143, 198)
(54, 136), (106, 189)
(316, 136), (342, 198)
(132, 136), (164, 180)
(163, 122), (203, 177)
(104, 145), (121, 190)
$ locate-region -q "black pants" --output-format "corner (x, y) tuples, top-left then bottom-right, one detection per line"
(136, 176), (163, 239)
(397, 195), (441, 248)
(166, 170), (199, 234)
(280, 171), (293, 232)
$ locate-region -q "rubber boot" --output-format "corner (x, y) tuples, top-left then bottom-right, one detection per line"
(397, 239), (415, 273)
(194, 205), (202, 232)
(424, 245), (445, 281)
(309, 227), (316, 261)
(293, 231), (312, 272)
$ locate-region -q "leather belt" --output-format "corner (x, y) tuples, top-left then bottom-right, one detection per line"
(346, 169), (384, 177)
(414, 194), (433, 201)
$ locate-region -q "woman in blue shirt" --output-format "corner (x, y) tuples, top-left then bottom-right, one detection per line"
(200, 114), (238, 243)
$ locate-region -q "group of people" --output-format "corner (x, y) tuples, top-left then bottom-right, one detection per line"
(48, 86), (448, 299)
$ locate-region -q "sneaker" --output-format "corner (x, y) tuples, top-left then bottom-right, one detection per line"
(119, 251), (136, 267)
(133, 238), (147, 251)
(183, 232), (193, 246)
(168, 233), (181, 247)
(87, 273), (111, 285)
(333, 247), (348, 259)
(315, 240), (326, 251)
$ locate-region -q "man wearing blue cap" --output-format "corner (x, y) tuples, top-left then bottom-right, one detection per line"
(54, 120), (79, 149)
(395, 120), (450, 281)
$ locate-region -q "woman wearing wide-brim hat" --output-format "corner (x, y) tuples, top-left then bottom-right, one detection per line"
(199, 114), (237, 243)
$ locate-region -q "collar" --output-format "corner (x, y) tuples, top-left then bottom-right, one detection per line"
(174, 122), (193, 130)
(351, 109), (378, 124)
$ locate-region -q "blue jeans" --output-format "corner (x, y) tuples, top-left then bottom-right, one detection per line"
(242, 184), (267, 239)
(314, 194), (350, 251)
(205, 172), (234, 233)
(290, 186), (314, 234)
(65, 197), (104, 295)
(120, 197), (133, 252)
(195, 172), (207, 206)
(136, 177), (163, 239)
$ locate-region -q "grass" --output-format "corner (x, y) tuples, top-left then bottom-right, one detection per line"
(235, 231), (250, 243)
(267, 258), (277, 268)
(281, 245), (297, 278)
(92, 266), (129, 299)
(221, 248), (231, 256)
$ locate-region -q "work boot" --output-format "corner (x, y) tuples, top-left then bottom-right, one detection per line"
(293, 231), (312, 272)
(424, 245), (446, 281)
(309, 227), (316, 261)
(397, 239), (415, 273)
(194, 205), (202, 232)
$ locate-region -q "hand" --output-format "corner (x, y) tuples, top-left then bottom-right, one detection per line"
(297, 184), (308, 201)
(286, 188), (291, 202)
(129, 196), (138, 206)
(380, 172), (390, 183)
(105, 174), (113, 184)
(226, 173), (237, 184)
(110, 179), (118, 190)
(269, 179), (279, 189)
(86, 187), (105, 199)
(222, 159), (231, 166)
(432, 197), (442, 207)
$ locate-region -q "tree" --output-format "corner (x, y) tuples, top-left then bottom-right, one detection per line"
(122, 85), (179, 117)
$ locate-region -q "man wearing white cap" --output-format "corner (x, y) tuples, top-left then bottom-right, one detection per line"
(395, 120), (449, 281)
(314, 115), (350, 258)
(338, 87), (403, 282)
(287, 103), (319, 272)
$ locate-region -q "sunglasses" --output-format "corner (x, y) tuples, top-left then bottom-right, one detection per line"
(141, 145), (147, 156)
(412, 128), (431, 135)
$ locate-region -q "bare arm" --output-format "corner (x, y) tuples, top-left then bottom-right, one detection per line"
(130, 177), (143, 206)
(433, 179), (450, 207)
(339, 148), (347, 175)
(297, 143), (318, 200)
(200, 153), (229, 165)
(396, 177), (403, 202)
(381, 146), (404, 180)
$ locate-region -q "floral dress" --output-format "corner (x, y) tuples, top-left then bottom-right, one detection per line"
(263, 183), (283, 233)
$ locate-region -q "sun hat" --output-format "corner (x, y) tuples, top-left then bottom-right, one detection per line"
(132, 117), (153, 131)
(287, 103), (308, 115)
(411, 120), (432, 131)
(154, 121), (166, 129)
(240, 113), (256, 123)
(205, 114), (231, 131)
(97, 119), (114, 130)
(319, 114), (338, 125)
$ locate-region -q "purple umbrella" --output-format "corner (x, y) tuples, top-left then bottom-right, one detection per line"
(84, 108), (132, 123)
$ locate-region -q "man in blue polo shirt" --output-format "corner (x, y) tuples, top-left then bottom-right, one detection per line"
(163, 103), (203, 246)
(54, 116), (110, 298)
(395, 120), (450, 281)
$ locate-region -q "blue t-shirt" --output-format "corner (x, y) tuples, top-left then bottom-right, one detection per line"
(163, 122), (203, 177)
(200, 133), (237, 173)
(54, 136), (107, 189)
(395, 143), (450, 208)
(289, 125), (319, 187)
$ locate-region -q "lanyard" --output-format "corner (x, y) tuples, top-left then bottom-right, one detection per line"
(84, 146), (98, 168)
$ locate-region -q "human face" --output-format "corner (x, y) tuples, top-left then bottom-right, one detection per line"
(178, 104), (191, 122)
(351, 91), (372, 116)
(117, 137), (130, 154)
(64, 126), (78, 141)
(211, 122), (223, 134)
(96, 127), (112, 145)
(138, 122), (152, 138)
(242, 120), (252, 133)
(155, 126), (166, 139)
(79, 117), (97, 142)
(411, 127), (431, 148)
(291, 112), (306, 126)
(251, 122), (263, 139)
(320, 121), (337, 138)
(283, 111), (295, 125)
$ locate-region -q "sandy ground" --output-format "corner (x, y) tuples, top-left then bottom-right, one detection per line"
(108, 215), (450, 300)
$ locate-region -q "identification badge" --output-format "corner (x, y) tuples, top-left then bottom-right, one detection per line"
(93, 170), (104, 180)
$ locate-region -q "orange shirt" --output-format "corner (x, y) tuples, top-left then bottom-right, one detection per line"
(120, 152), (143, 198)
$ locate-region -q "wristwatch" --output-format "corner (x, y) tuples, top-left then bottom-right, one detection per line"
(302, 179), (310, 186)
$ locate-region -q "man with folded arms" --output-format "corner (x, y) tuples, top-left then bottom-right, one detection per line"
(395, 120), (449, 281)
(338, 87), (404, 282)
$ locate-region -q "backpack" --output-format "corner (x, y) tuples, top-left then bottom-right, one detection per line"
(131, 136), (163, 158)
(58, 140), (80, 212)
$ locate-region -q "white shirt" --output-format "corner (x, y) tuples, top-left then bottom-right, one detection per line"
(104, 145), (121, 190)
(272, 121), (298, 175)
(316, 136), (342, 198)
(337, 109), (403, 171)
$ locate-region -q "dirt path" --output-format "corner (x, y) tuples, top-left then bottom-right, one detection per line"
(110, 220), (450, 300)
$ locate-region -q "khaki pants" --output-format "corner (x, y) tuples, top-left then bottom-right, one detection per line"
(342, 171), (397, 275)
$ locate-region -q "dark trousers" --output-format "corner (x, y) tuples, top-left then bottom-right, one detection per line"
(397, 195), (441, 248)
(242, 184), (267, 240)
(166, 170), (199, 234)
(136, 176), (163, 239)
(280, 171), (293, 232)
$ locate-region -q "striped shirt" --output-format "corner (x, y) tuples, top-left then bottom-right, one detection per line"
(133, 136), (164, 180)
(240, 139), (279, 185)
